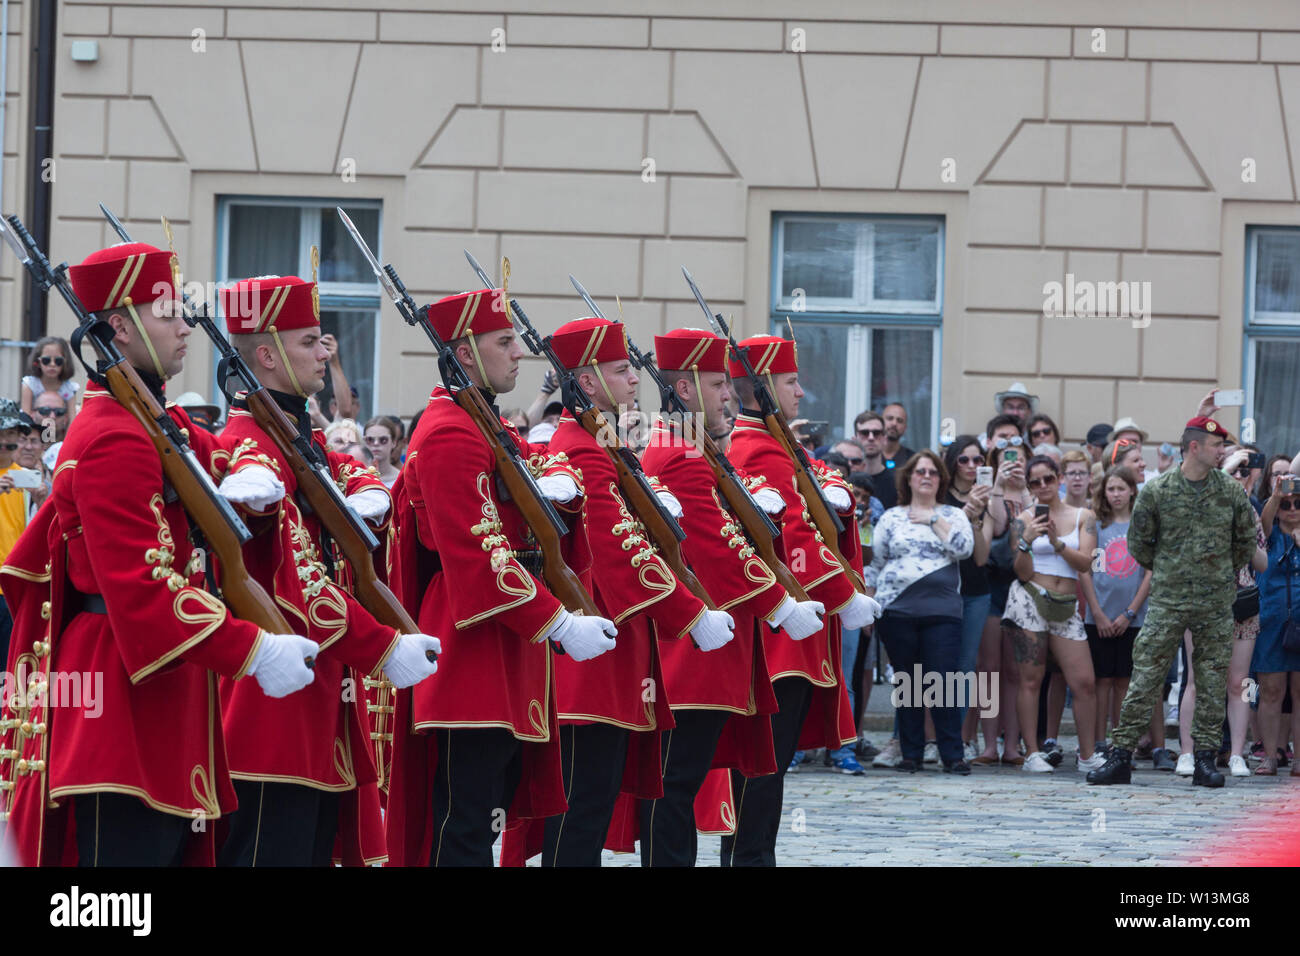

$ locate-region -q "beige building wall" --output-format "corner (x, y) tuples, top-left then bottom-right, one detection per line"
(12, 1), (1300, 448)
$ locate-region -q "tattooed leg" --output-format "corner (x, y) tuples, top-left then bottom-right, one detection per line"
(1009, 624), (1047, 754)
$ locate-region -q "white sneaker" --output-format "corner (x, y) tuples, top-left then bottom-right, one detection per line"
(963, 741), (978, 762)
(1023, 751), (1054, 772)
(1076, 750), (1106, 772)
(872, 738), (902, 768)
(1229, 754), (1249, 777)
(923, 741), (939, 764)
(1175, 752), (1194, 775)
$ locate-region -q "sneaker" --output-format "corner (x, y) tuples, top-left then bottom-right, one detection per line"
(1151, 747), (1176, 771)
(923, 741), (939, 764)
(872, 738), (902, 768)
(895, 758), (920, 773)
(787, 750), (804, 773)
(1077, 750), (1107, 772)
(855, 734), (880, 760)
(1175, 752), (1194, 776)
(1023, 751), (1054, 773)
(1229, 754), (1250, 777)
(944, 760), (972, 775)
(1043, 739), (1064, 768)
(963, 741), (978, 762)
(833, 754), (867, 775)
(1250, 740), (1266, 760)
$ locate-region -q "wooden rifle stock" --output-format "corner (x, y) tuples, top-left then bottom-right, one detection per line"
(574, 407), (717, 610)
(242, 390), (424, 640)
(460, 386), (600, 618)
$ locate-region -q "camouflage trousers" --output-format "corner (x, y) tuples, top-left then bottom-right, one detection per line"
(1112, 603), (1233, 752)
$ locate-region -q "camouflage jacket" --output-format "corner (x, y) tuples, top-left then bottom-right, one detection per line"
(1127, 466), (1257, 612)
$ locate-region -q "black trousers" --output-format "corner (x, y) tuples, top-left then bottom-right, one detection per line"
(218, 781), (340, 867)
(719, 677), (813, 867)
(74, 792), (189, 867)
(541, 722), (629, 867)
(429, 727), (523, 867)
(638, 708), (731, 867)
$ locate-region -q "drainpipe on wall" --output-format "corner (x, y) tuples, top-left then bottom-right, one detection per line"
(22, 0), (56, 341)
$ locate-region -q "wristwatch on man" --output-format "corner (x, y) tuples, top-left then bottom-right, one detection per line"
(1123, 608), (1137, 621)
(929, 514), (939, 527)
(1017, 538), (1031, 553)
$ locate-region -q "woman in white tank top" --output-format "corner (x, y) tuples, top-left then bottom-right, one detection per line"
(1005, 456), (1101, 773)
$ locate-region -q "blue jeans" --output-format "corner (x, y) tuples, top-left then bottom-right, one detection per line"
(876, 612), (965, 765)
(958, 592), (991, 723)
(830, 627), (863, 760)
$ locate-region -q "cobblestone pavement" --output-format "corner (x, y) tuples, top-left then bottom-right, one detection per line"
(587, 734), (1300, 867)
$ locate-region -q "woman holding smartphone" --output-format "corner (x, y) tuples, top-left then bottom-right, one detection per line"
(1004, 456), (1101, 772)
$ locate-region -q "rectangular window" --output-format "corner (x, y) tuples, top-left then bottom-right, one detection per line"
(217, 197), (383, 421)
(772, 213), (943, 449)
(1244, 227), (1300, 455)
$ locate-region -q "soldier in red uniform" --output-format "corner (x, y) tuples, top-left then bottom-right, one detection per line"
(0, 242), (318, 866)
(637, 328), (827, 866)
(531, 317), (738, 866)
(384, 289), (618, 867)
(722, 333), (881, 866)
(214, 275), (440, 866)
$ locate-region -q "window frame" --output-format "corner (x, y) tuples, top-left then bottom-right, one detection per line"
(214, 196), (384, 417)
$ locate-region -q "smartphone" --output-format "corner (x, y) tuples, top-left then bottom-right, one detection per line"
(1278, 477), (1300, 496)
(1245, 452), (1265, 470)
(8, 468), (41, 489)
(1214, 389), (1245, 406)
(1034, 503), (1050, 521)
(1004, 448), (1019, 463)
(975, 466), (994, 487)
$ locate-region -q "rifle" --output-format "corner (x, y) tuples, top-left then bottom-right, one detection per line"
(464, 252), (717, 614)
(335, 208), (599, 621)
(568, 276), (811, 604)
(680, 267), (865, 593)
(0, 214), (300, 643)
(97, 205), (431, 663)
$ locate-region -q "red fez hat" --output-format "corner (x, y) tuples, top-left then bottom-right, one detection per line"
(69, 242), (178, 313)
(654, 328), (728, 374)
(551, 317), (628, 370)
(220, 275), (319, 334)
(1185, 415), (1233, 442)
(425, 288), (513, 343)
(729, 334), (798, 379)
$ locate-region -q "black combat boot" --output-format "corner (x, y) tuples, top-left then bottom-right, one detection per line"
(1086, 746), (1132, 785)
(1192, 750), (1225, 788)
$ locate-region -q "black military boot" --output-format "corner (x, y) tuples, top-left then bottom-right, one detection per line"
(1192, 750), (1226, 788)
(1086, 746), (1132, 785)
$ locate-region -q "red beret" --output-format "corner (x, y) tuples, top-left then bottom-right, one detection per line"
(551, 317), (628, 370)
(729, 334), (798, 379)
(220, 276), (318, 334)
(654, 328), (728, 374)
(425, 288), (513, 343)
(69, 242), (178, 313)
(1185, 416), (1232, 441)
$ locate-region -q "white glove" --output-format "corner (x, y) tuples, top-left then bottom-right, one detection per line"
(1221, 449), (1249, 475)
(218, 464), (285, 512)
(248, 632), (319, 698)
(690, 609), (735, 652)
(546, 611), (617, 662)
(824, 485), (852, 513)
(754, 488), (785, 515)
(346, 487), (390, 522)
(839, 592), (883, 630)
(381, 633), (441, 688)
(537, 474), (579, 504)
(768, 596), (825, 641)
(656, 489), (684, 519)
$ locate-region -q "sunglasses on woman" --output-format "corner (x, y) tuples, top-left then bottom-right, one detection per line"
(1027, 474), (1058, 489)
(1029, 427), (1054, 439)
(992, 436), (1024, 449)
(956, 455), (982, 466)
(1279, 500), (1300, 511)
(913, 468), (940, 478)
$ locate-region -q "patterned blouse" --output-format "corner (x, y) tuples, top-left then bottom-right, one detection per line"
(864, 504), (974, 612)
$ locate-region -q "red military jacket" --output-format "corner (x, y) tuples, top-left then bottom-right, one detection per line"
(384, 385), (586, 866)
(725, 413), (861, 750)
(0, 382), (264, 866)
(219, 395), (400, 864)
(548, 411), (700, 733)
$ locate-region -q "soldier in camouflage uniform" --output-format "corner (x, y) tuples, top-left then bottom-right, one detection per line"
(1088, 416), (1258, 788)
